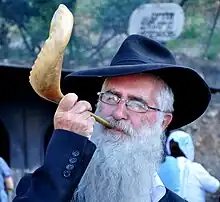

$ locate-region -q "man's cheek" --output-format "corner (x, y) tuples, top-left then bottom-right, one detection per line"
(142, 113), (158, 125)
(132, 120), (142, 129)
(97, 103), (113, 116)
(102, 108), (113, 117)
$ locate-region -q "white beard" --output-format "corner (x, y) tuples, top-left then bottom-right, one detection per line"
(73, 114), (165, 202)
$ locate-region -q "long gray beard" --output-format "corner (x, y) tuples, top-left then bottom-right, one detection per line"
(73, 116), (164, 202)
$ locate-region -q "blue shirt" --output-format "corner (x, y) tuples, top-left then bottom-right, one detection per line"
(158, 156), (180, 194)
(0, 157), (12, 191)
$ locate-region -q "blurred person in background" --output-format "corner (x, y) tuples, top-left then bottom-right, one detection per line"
(164, 130), (220, 202)
(158, 131), (180, 194)
(0, 157), (14, 202)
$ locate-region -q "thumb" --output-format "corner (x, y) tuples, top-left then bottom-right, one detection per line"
(58, 93), (78, 112)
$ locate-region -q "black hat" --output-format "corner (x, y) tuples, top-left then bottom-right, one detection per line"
(64, 34), (211, 130)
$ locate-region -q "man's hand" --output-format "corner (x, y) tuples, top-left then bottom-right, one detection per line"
(54, 93), (96, 137)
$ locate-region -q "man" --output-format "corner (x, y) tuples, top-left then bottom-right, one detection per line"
(13, 34), (211, 202)
(0, 157), (14, 202)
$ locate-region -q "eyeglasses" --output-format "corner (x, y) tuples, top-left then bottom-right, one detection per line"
(97, 91), (163, 113)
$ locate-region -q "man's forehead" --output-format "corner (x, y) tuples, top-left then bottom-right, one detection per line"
(102, 73), (164, 90)
(100, 74), (165, 102)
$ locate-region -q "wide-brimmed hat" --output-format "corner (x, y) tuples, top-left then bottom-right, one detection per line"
(64, 34), (211, 130)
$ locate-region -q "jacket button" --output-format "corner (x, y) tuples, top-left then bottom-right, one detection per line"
(63, 170), (71, 178)
(69, 157), (77, 164)
(66, 164), (75, 170)
(72, 150), (80, 157)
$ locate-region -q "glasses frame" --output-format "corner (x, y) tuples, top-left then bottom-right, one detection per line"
(97, 92), (164, 113)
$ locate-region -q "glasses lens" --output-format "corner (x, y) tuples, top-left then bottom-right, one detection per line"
(101, 92), (119, 105)
(126, 100), (147, 112)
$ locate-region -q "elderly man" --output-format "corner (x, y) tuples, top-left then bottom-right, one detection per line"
(13, 35), (211, 202)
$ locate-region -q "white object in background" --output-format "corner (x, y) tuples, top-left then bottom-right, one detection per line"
(128, 3), (185, 42)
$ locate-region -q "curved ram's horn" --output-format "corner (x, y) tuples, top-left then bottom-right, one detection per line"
(29, 4), (112, 128)
(29, 4), (73, 104)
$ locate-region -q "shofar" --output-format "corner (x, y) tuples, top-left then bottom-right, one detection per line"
(29, 4), (112, 128)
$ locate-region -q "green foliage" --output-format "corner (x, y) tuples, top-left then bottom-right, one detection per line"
(0, 0), (219, 68)
(167, 12), (207, 50)
(70, 0), (144, 67)
(182, 13), (206, 39)
(167, 0), (219, 59)
(205, 30), (220, 60)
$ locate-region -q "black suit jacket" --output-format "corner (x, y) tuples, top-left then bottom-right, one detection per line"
(13, 129), (187, 202)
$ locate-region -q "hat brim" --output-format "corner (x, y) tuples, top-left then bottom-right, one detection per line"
(63, 63), (211, 130)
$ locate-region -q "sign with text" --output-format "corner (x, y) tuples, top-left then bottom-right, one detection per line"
(128, 3), (185, 42)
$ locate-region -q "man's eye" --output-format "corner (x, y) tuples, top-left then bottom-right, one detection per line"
(104, 93), (118, 103)
(105, 93), (114, 98)
(107, 96), (115, 100)
(128, 100), (146, 111)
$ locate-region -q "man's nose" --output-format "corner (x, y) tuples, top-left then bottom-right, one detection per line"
(112, 102), (128, 120)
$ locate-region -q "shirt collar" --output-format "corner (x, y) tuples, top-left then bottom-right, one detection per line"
(151, 173), (166, 202)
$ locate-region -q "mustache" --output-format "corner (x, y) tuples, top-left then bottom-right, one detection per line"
(105, 117), (136, 136)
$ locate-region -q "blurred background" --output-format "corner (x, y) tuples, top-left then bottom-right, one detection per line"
(0, 0), (219, 201)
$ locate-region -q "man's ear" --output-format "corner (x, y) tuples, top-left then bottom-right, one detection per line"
(162, 113), (173, 130)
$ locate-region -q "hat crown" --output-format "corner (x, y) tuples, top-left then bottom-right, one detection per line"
(111, 35), (177, 66)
